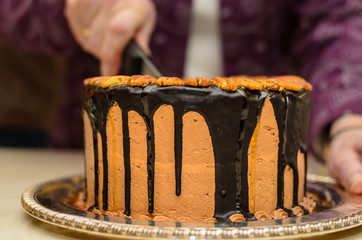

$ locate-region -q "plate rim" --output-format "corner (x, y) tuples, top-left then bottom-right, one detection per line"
(21, 174), (362, 239)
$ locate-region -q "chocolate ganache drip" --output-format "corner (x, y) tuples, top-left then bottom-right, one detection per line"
(82, 83), (310, 220)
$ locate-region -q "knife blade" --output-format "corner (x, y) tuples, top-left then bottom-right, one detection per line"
(123, 40), (162, 78)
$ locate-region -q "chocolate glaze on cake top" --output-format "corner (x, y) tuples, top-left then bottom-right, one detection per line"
(83, 75), (311, 221)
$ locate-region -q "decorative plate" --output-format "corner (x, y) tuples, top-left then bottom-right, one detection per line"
(22, 174), (362, 239)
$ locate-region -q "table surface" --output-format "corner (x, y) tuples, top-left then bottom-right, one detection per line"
(0, 148), (361, 240)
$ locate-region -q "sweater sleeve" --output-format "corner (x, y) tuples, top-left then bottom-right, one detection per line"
(293, 0), (362, 157)
(0, 0), (76, 55)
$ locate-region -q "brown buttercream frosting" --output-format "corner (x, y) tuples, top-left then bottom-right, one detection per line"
(300, 195), (317, 214)
(203, 217), (217, 223)
(176, 217), (192, 222)
(71, 178), (316, 221)
(84, 75), (312, 92)
(92, 208), (102, 215)
(229, 214), (246, 222)
(292, 206), (305, 216)
(116, 211), (129, 218)
(104, 210), (117, 217)
(153, 215), (172, 222)
(138, 214), (152, 220)
(271, 209), (288, 219)
(254, 211), (271, 221)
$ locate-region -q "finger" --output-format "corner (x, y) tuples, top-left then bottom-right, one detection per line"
(134, 3), (156, 56)
(350, 175), (362, 194)
(80, 0), (103, 25)
(64, 0), (103, 55)
(67, 0), (101, 28)
(328, 148), (362, 194)
(85, 0), (127, 58)
(100, 8), (146, 75)
(64, 0), (84, 43)
(349, 193), (362, 206)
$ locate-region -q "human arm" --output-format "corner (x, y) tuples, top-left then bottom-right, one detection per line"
(64, 0), (156, 76)
(293, 0), (362, 193)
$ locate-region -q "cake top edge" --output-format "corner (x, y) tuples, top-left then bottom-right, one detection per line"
(83, 75), (312, 92)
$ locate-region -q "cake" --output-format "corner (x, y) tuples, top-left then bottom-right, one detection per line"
(80, 75), (313, 222)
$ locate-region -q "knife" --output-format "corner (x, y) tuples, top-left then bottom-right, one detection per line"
(123, 40), (162, 78)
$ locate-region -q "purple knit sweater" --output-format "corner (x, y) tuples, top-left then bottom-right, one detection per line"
(1, 0), (362, 151)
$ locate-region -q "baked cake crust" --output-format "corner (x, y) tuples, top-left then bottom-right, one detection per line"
(84, 75), (312, 92)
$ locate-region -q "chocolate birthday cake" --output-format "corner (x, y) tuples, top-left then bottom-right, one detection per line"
(79, 75), (314, 222)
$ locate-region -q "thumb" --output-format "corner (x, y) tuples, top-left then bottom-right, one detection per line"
(133, 4), (156, 56)
(99, 9), (142, 76)
(328, 146), (362, 194)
